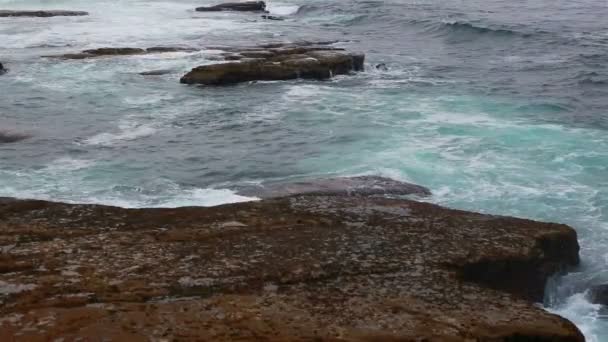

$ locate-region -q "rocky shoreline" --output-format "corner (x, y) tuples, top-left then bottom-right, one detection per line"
(0, 185), (583, 340)
(0, 1), (590, 340)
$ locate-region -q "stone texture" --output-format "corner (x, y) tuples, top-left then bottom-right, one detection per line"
(0, 194), (583, 341)
(0, 10), (88, 17)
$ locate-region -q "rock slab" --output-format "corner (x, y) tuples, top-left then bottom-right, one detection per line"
(0, 10), (88, 17)
(181, 45), (365, 85)
(0, 195), (583, 341)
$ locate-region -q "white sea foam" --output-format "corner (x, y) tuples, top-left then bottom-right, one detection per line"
(548, 292), (602, 342)
(153, 188), (257, 208)
(83, 123), (157, 146)
(266, 3), (300, 16)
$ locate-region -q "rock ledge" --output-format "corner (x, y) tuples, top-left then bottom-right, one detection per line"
(0, 194), (583, 341)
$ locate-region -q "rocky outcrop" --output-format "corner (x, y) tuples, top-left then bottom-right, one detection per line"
(0, 10), (88, 17)
(196, 1), (267, 12)
(181, 44), (365, 85)
(0, 62), (6, 75)
(235, 175), (431, 198)
(45, 46), (196, 59)
(0, 194), (583, 341)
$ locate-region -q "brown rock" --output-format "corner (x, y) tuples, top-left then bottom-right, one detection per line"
(0, 194), (583, 341)
(195, 1), (266, 12)
(180, 48), (365, 85)
(0, 10), (88, 17)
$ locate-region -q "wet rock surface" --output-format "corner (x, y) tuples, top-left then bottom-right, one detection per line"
(181, 43), (364, 85)
(235, 175), (431, 198)
(0, 194), (583, 341)
(0, 10), (88, 17)
(46, 46), (196, 59)
(196, 1), (267, 12)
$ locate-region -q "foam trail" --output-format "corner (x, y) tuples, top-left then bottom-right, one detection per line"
(266, 3), (300, 16)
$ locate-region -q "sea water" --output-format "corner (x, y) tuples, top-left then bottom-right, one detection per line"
(1, 0), (607, 339)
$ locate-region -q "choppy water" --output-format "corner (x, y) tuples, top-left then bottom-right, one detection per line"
(1, 0), (607, 339)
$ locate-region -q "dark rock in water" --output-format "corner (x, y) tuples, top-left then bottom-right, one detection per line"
(375, 63), (388, 71)
(588, 284), (608, 305)
(0, 195), (583, 340)
(236, 176), (431, 199)
(0, 10), (88, 17)
(181, 44), (364, 85)
(0, 62), (6, 75)
(146, 46), (197, 53)
(261, 14), (284, 21)
(139, 69), (174, 76)
(46, 46), (196, 59)
(83, 47), (145, 55)
(196, 1), (266, 12)
(0, 130), (30, 143)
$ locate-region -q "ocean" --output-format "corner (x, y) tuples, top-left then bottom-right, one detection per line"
(1, 0), (607, 339)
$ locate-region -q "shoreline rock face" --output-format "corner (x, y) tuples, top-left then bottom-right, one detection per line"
(181, 44), (365, 85)
(0, 194), (583, 340)
(0, 10), (88, 17)
(196, 1), (267, 12)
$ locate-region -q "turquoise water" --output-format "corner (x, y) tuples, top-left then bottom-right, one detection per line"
(1, 0), (607, 339)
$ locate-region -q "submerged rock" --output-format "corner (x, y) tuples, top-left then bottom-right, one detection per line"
(196, 1), (266, 12)
(261, 14), (284, 21)
(181, 45), (364, 85)
(139, 69), (174, 76)
(236, 175), (431, 198)
(0, 10), (88, 17)
(46, 46), (196, 59)
(0, 130), (30, 143)
(0, 195), (582, 340)
(375, 62), (388, 71)
(588, 284), (608, 305)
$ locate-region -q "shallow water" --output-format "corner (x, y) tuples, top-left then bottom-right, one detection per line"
(1, 0), (607, 339)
